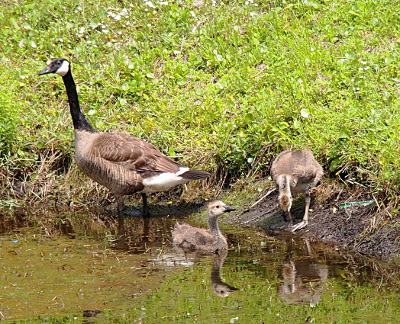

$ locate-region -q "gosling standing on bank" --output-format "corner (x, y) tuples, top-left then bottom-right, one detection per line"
(39, 58), (210, 217)
(271, 150), (323, 232)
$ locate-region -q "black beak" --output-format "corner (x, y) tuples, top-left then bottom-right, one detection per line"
(39, 66), (52, 75)
(224, 205), (236, 213)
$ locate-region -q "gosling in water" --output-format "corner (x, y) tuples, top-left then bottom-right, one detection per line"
(172, 201), (235, 253)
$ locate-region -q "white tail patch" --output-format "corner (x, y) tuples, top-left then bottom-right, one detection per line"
(142, 167), (190, 193)
(56, 60), (70, 76)
(175, 167), (189, 176)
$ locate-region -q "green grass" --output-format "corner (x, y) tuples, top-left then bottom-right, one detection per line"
(1, 0), (400, 206)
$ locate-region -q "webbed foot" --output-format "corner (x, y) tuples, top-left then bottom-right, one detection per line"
(119, 206), (144, 217)
(290, 220), (308, 232)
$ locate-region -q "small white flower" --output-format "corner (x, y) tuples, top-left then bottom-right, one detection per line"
(144, 0), (156, 8)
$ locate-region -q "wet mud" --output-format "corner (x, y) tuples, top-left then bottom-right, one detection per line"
(234, 184), (400, 260)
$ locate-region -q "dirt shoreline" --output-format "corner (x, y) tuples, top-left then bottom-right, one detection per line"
(2, 177), (399, 262)
(230, 184), (400, 261)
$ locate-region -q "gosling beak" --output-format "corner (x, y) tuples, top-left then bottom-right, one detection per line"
(224, 205), (236, 213)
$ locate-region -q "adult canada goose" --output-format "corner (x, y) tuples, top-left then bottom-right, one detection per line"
(172, 200), (235, 253)
(271, 149), (323, 232)
(39, 58), (210, 217)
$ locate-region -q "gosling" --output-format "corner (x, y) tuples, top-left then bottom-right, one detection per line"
(271, 149), (323, 232)
(172, 201), (235, 253)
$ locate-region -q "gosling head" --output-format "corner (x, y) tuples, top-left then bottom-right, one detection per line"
(39, 58), (70, 77)
(278, 193), (292, 212)
(208, 200), (236, 217)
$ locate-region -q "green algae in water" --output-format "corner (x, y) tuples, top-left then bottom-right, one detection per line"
(0, 212), (399, 323)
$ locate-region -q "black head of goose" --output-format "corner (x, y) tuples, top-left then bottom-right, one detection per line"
(39, 58), (210, 217)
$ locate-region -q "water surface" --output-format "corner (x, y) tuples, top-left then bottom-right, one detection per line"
(0, 207), (399, 322)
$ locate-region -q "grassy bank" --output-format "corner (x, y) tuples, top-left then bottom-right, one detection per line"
(1, 0), (400, 216)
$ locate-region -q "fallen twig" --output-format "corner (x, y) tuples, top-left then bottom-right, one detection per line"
(250, 188), (276, 210)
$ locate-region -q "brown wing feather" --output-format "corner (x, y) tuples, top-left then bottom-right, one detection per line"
(172, 223), (213, 250)
(271, 150), (323, 184)
(93, 133), (182, 174)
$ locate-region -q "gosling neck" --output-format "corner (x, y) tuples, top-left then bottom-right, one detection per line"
(62, 70), (97, 133)
(208, 215), (221, 237)
(208, 214), (228, 251)
(277, 175), (292, 211)
(277, 174), (292, 195)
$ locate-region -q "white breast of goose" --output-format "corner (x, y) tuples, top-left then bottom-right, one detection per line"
(141, 167), (191, 193)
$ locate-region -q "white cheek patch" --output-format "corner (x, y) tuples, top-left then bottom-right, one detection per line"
(56, 60), (70, 76)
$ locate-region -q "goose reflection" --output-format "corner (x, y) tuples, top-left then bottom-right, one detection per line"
(113, 214), (164, 253)
(211, 250), (239, 297)
(279, 238), (328, 306)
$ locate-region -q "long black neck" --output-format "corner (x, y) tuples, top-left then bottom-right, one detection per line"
(62, 70), (97, 133)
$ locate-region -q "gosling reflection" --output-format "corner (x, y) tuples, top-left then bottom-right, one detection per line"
(211, 250), (239, 297)
(279, 238), (328, 306)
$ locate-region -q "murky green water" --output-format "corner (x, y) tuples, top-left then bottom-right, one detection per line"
(1, 208), (399, 323)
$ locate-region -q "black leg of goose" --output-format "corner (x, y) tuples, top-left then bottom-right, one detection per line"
(142, 193), (149, 217)
(117, 196), (125, 220)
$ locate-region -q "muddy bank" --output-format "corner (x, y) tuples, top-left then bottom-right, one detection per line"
(2, 175), (399, 262)
(230, 183), (400, 260)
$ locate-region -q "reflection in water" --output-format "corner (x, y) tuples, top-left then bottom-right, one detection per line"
(211, 250), (239, 297)
(1, 206), (400, 321)
(114, 215), (149, 251)
(279, 238), (328, 306)
(113, 214), (170, 253)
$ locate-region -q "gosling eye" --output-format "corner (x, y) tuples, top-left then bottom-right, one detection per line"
(216, 205), (220, 208)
